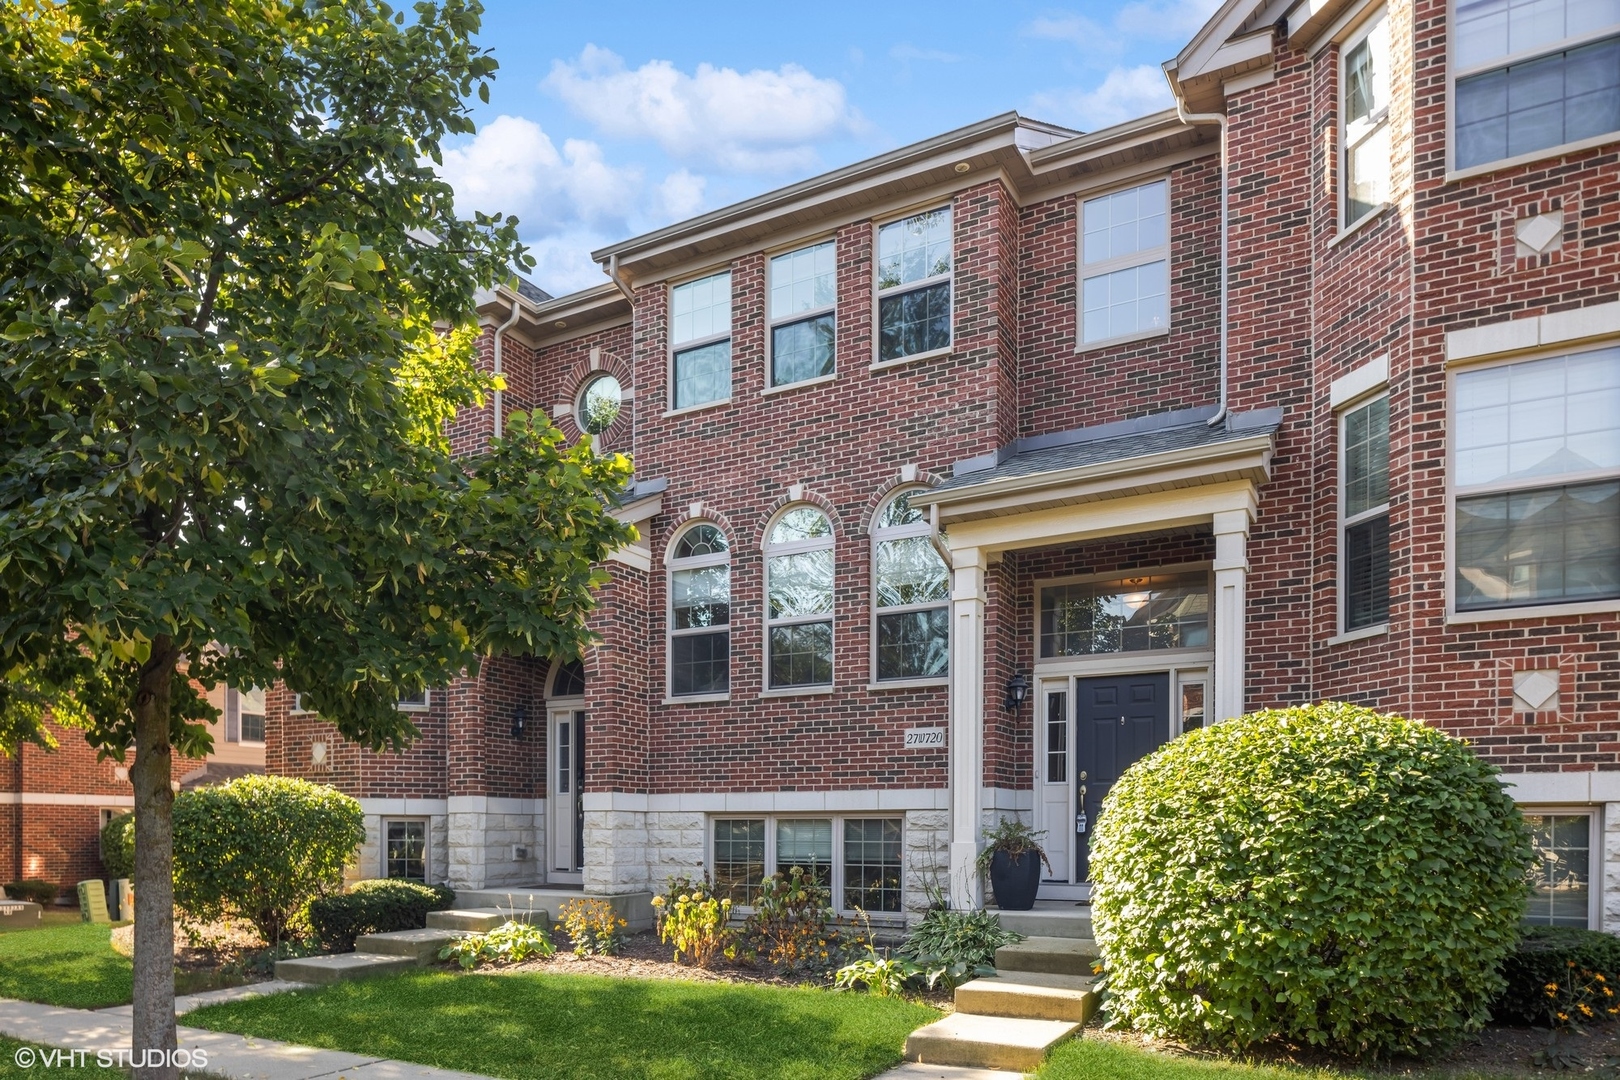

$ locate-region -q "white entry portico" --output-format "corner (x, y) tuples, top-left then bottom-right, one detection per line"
(910, 408), (1278, 909)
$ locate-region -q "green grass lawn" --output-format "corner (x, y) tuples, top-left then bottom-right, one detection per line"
(1033, 1036), (1524, 1080)
(0, 1037), (127, 1080)
(185, 969), (940, 1080)
(0, 923), (131, 1009)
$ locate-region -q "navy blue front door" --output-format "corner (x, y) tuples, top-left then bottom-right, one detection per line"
(1074, 673), (1170, 882)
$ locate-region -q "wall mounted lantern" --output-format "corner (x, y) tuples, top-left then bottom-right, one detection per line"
(511, 703), (528, 739)
(1003, 673), (1029, 712)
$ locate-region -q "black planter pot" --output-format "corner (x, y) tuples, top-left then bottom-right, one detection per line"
(989, 849), (1042, 910)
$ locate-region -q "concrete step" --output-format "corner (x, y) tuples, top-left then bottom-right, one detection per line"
(453, 888), (655, 932)
(274, 952), (417, 984)
(426, 907), (549, 933)
(355, 927), (468, 963)
(990, 905), (1092, 940)
(904, 1012), (1079, 1071)
(955, 972), (1098, 1023)
(994, 936), (1099, 978)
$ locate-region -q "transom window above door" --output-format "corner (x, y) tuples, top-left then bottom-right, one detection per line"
(1040, 571), (1210, 657)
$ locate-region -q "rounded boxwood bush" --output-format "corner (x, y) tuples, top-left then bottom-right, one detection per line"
(1090, 702), (1532, 1060)
(172, 774), (364, 944)
(100, 811), (134, 881)
(307, 878), (456, 953)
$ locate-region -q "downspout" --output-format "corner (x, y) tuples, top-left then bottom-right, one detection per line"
(606, 253), (635, 305)
(490, 292), (522, 439)
(1173, 96), (1231, 430)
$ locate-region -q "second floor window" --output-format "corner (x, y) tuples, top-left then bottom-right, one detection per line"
(770, 241), (837, 386)
(1342, 10), (1391, 225)
(872, 490), (949, 680)
(876, 207), (952, 362)
(765, 507), (835, 688)
(1454, 0), (1620, 169)
(226, 686), (265, 744)
(668, 523), (731, 696)
(1081, 180), (1168, 345)
(1454, 347), (1620, 611)
(1342, 394), (1391, 630)
(670, 270), (732, 410)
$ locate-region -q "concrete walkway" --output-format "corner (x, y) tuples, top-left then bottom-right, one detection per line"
(0, 994), (495, 1080)
(875, 1064), (1025, 1080)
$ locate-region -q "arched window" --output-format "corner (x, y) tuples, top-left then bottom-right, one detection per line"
(872, 490), (949, 681)
(765, 507), (834, 688)
(668, 523), (731, 696)
(550, 658), (585, 699)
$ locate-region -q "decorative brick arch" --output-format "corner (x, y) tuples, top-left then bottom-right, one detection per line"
(555, 349), (634, 449)
(862, 469), (949, 535)
(661, 505), (739, 565)
(758, 487), (843, 545)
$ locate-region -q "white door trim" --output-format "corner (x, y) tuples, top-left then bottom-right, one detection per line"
(547, 704), (584, 885)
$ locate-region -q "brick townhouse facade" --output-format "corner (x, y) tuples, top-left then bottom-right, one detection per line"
(267, 0), (1620, 927)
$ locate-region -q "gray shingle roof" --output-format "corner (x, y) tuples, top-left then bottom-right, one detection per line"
(513, 277), (553, 304)
(934, 407), (1281, 494)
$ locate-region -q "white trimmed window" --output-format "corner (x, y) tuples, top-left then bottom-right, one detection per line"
(1341, 394), (1391, 630)
(1454, 0), (1620, 169)
(876, 207), (952, 362)
(668, 523), (731, 696)
(1453, 347), (1620, 611)
(225, 686), (266, 744)
(712, 816), (903, 913)
(1080, 180), (1169, 345)
(1524, 810), (1596, 927)
(765, 507), (834, 689)
(397, 690), (430, 712)
(872, 490), (949, 681)
(670, 270), (732, 409)
(383, 818), (428, 882)
(770, 241), (837, 386)
(578, 374), (621, 435)
(1342, 10), (1392, 225)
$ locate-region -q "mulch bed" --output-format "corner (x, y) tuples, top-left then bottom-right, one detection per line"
(110, 919), (286, 991)
(1086, 1018), (1620, 1077)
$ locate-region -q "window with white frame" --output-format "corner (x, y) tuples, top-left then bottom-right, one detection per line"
(876, 207), (952, 362)
(397, 690), (429, 711)
(670, 270), (732, 409)
(1342, 10), (1392, 225)
(1524, 811), (1594, 927)
(872, 490), (949, 681)
(1041, 572), (1210, 656)
(770, 241), (837, 386)
(1454, 0), (1620, 169)
(225, 686), (266, 744)
(1453, 347), (1620, 611)
(668, 523), (731, 696)
(765, 507), (834, 689)
(550, 657), (585, 698)
(712, 816), (902, 912)
(1342, 394), (1391, 630)
(1080, 180), (1169, 345)
(384, 818), (428, 882)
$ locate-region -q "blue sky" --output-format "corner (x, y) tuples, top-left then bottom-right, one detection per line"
(443, 0), (1223, 295)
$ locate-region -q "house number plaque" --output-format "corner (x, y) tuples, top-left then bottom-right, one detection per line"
(903, 727), (946, 749)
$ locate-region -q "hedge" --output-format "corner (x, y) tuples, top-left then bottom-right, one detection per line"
(307, 878), (455, 952)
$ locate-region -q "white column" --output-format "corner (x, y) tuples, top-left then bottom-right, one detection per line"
(1212, 509), (1251, 723)
(948, 547), (987, 910)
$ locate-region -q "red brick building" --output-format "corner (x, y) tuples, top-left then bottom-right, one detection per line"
(268, 0), (1620, 928)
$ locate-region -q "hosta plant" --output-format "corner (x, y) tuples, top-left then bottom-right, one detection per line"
(438, 920), (555, 969)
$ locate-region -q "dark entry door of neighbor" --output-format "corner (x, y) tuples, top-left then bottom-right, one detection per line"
(1074, 673), (1170, 882)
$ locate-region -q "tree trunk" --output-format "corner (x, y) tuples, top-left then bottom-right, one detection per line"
(130, 640), (178, 1080)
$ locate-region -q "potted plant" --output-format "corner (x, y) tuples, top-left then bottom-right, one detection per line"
(975, 819), (1052, 911)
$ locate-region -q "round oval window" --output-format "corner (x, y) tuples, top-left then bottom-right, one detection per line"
(579, 374), (621, 434)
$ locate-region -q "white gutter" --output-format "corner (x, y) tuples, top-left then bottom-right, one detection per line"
(491, 294), (522, 439)
(1172, 93), (1230, 430)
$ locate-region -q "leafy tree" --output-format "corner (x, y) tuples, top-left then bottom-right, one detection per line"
(0, 1), (633, 1075)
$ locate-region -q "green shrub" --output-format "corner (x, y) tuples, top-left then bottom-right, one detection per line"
(1091, 702), (1532, 1060)
(739, 867), (840, 972)
(307, 878), (456, 953)
(899, 907), (1020, 990)
(1494, 927), (1620, 1027)
(438, 919), (555, 969)
(3, 880), (59, 906)
(172, 774), (364, 944)
(99, 812), (134, 882)
(556, 897), (626, 957)
(652, 875), (734, 968)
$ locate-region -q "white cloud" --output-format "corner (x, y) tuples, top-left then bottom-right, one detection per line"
(1029, 65), (1175, 131)
(437, 115), (642, 235)
(543, 45), (863, 173)
(658, 170), (708, 220)
(1115, 0), (1225, 40)
(1024, 0), (1221, 62)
